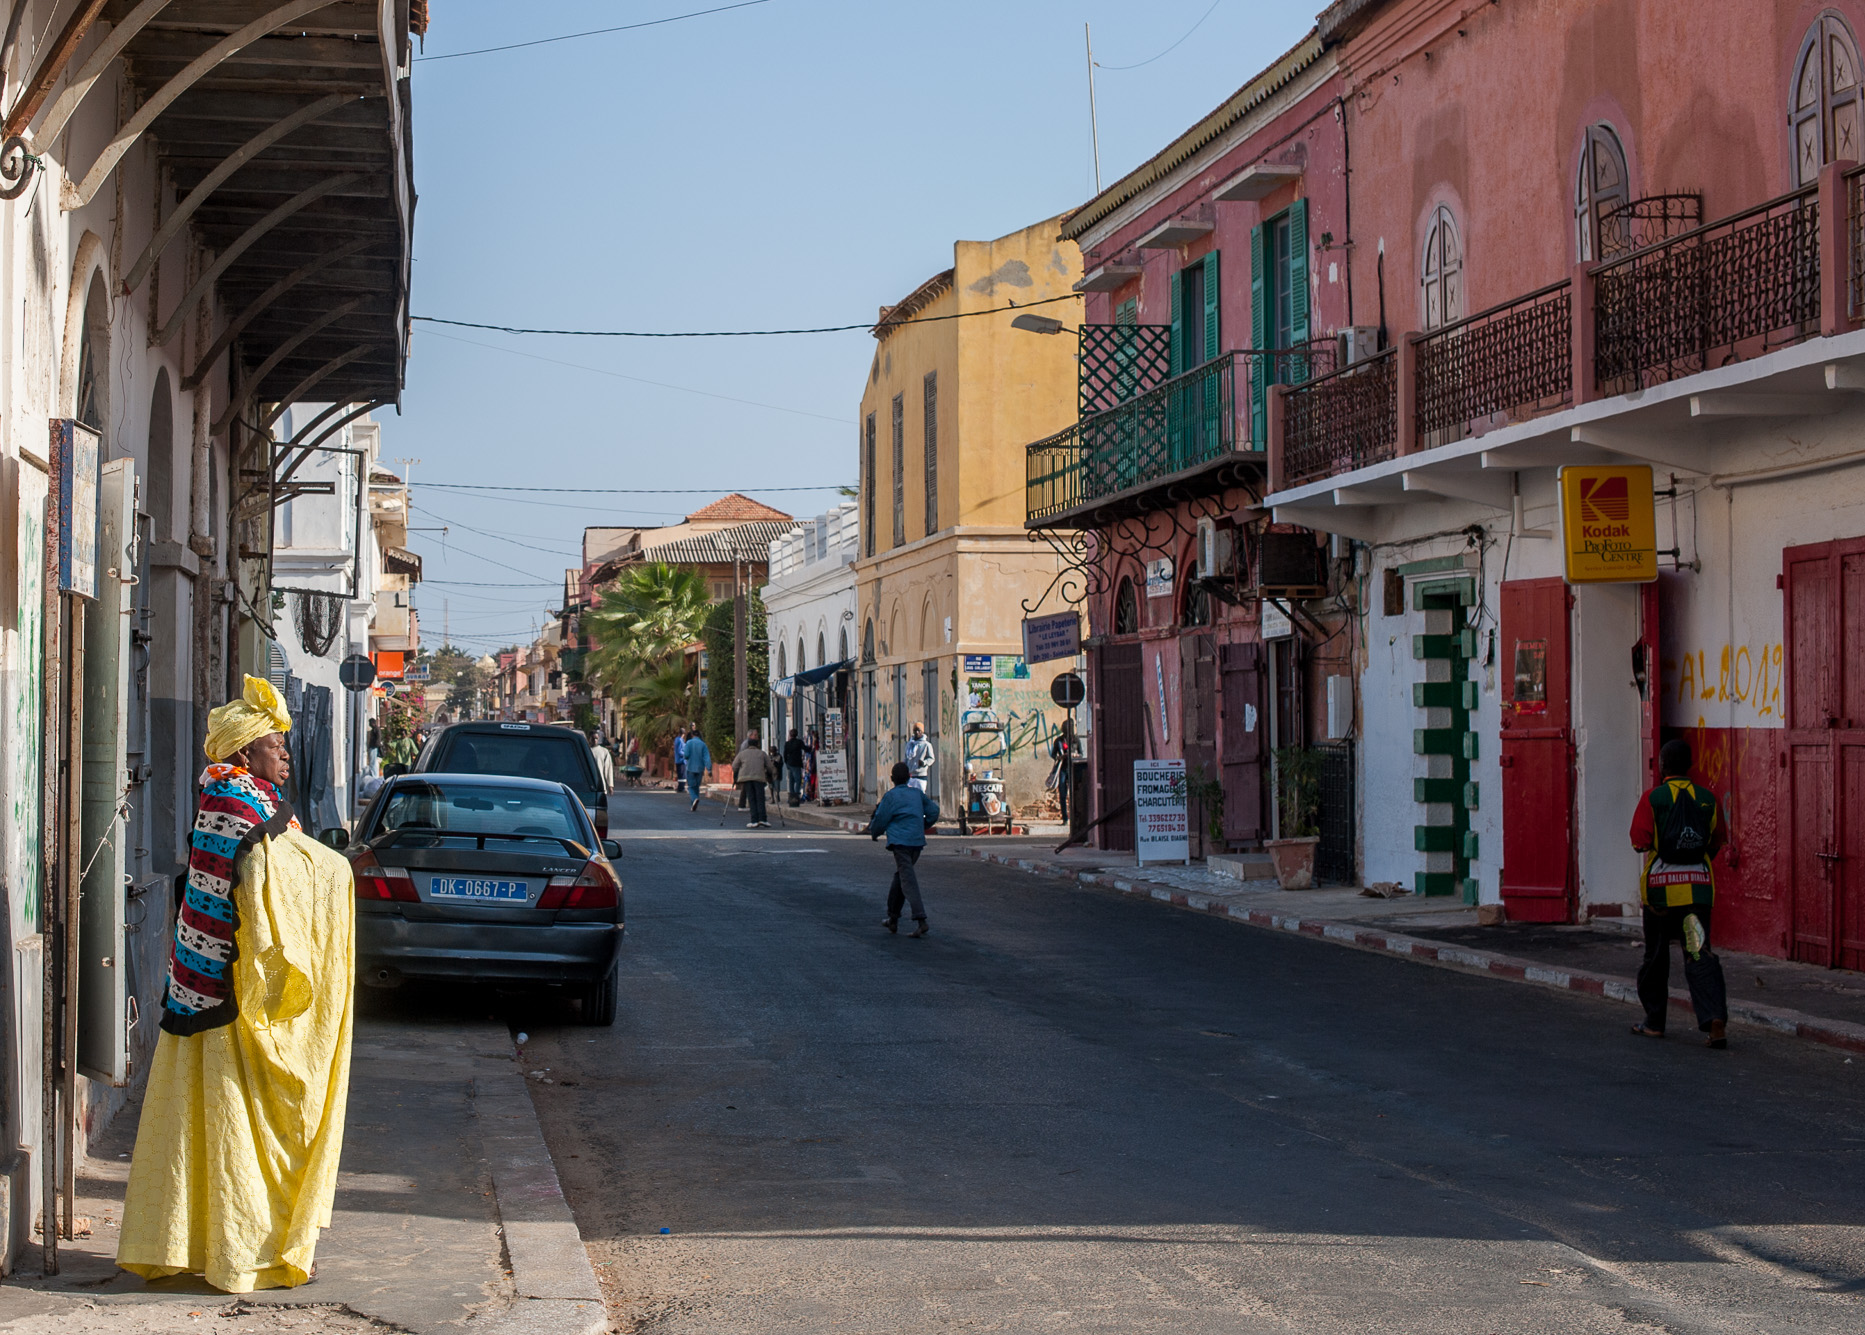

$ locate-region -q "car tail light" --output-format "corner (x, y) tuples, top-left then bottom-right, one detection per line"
(538, 858), (620, 910)
(351, 848), (419, 902)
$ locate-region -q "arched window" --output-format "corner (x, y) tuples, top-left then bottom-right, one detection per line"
(862, 618), (875, 663)
(76, 272), (109, 432)
(1182, 576), (1212, 628)
(1421, 206), (1463, 330)
(1792, 13), (1863, 186)
(1113, 577), (1140, 636)
(776, 643), (786, 678)
(147, 370), (175, 542)
(833, 629), (843, 663)
(798, 637), (806, 671)
(1575, 124), (1631, 261)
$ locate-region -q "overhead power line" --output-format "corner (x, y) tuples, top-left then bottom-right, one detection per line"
(409, 291), (1081, 339)
(1096, 0), (1225, 71)
(419, 483), (846, 495)
(415, 1), (773, 63)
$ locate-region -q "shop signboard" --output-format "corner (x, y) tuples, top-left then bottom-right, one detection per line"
(1559, 464), (1658, 583)
(962, 654), (993, 674)
(1133, 759), (1189, 865)
(1145, 557), (1174, 598)
(818, 749), (850, 802)
(823, 706), (846, 749)
(1022, 611), (1080, 664)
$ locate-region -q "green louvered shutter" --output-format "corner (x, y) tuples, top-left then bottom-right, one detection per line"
(1169, 270), (1184, 375)
(1250, 223), (1266, 447)
(1201, 250), (1221, 453)
(1288, 197), (1310, 359)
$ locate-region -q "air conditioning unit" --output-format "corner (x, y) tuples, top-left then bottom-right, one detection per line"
(1340, 325), (1382, 365)
(1258, 530), (1327, 595)
(1326, 675), (1353, 740)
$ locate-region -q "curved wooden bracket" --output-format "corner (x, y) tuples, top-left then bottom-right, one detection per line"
(255, 345), (379, 433)
(123, 90), (360, 295)
(155, 173), (361, 347)
(183, 238), (369, 388)
(211, 297), (365, 435)
(60, 0), (335, 211)
(275, 399), (388, 489)
(30, 0), (176, 148)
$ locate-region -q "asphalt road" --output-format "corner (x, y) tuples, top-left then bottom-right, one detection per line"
(504, 787), (1865, 1334)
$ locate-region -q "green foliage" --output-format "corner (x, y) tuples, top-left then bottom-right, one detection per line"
(625, 658), (697, 754)
(701, 592), (768, 759)
(1185, 765), (1226, 848)
(1274, 746), (1323, 839)
(584, 563), (713, 688)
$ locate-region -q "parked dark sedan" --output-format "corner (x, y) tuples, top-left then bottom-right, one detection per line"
(414, 721), (609, 837)
(350, 773), (623, 1024)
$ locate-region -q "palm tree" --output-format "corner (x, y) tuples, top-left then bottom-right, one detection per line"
(623, 658), (698, 754)
(584, 563), (712, 686)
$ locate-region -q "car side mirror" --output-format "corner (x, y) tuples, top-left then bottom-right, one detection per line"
(601, 839), (624, 860)
(319, 828), (351, 851)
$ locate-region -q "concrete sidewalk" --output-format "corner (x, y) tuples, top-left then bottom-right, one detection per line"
(958, 840), (1865, 1056)
(0, 1013), (607, 1334)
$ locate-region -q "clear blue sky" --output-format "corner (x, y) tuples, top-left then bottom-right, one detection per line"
(392, 0), (1316, 653)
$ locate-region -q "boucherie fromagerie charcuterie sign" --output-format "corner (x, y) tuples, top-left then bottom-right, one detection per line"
(1558, 464), (1658, 583)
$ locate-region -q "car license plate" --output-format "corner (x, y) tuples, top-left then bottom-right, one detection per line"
(429, 877), (530, 902)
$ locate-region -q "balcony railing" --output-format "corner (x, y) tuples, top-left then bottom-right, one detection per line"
(1282, 348), (1398, 489)
(1594, 184), (1820, 395)
(1597, 193), (1702, 259)
(1028, 345), (1336, 523)
(1415, 279), (1571, 444)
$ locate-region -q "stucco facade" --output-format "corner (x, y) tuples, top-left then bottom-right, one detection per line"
(855, 218), (1083, 813)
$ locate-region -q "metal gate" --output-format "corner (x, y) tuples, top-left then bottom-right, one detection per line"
(1316, 740), (1355, 884)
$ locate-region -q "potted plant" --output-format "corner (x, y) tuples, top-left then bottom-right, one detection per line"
(1265, 745), (1322, 889)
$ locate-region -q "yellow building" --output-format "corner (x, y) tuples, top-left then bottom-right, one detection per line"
(855, 216), (1082, 814)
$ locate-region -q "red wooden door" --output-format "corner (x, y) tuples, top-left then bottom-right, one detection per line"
(1220, 641), (1266, 843)
(1784, 538), (1865, 968)
(1096, 642), (1144, 851)
(1499, 579), (1575, 923)
(1181, 634), (1218, 855)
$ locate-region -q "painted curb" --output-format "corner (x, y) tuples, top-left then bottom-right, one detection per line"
(966, 849), (1865, 1057)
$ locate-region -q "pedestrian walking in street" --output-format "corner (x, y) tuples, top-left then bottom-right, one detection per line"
(1047, 717), (1084, 825)
(675, 729), (688, 789)
(869, 760), (941, 938)
(683, 726), (712, 811)
(782, 728), (806, 805)
(1630, 738), (1730, 1048)
(590, 731), (615, 792)
(905, 721), (934, 793)
(734, 733), (776, 826)
(117, 675), (356, 1292)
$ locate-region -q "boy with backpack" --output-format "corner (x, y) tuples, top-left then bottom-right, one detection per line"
(1629, 738), (1729, 1048)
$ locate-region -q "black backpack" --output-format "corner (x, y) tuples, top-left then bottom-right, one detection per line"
(1657, 782), (1716, 864)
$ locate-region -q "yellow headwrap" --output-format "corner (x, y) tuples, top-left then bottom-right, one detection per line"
(204, 674), (293, 762)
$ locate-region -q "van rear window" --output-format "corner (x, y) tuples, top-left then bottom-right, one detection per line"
(436, 734), (593, 792)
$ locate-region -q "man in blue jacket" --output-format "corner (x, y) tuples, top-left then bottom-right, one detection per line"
(868, 761), (940, 938)
(683, 726), (712, 812)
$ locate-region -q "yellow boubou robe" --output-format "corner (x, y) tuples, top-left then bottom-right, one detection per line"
(117, 826), (355, 1292)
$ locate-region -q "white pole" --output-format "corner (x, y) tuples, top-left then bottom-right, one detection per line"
(1085, 23), (1102, 194)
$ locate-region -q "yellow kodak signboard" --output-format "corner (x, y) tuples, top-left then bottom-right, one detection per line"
(1559, 464), (1658, 583)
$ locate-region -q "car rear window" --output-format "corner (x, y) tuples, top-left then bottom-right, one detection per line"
(373, 781), (587, 844)
(434, 732), (594, 793)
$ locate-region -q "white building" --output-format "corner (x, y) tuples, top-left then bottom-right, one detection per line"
(764, 502), (859, 786)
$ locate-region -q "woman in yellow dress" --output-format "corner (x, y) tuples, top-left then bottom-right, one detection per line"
(117, 675), (355, 1292)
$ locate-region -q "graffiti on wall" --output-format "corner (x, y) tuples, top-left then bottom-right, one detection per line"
(1662, 642), (1785, 726)
(10, 469), (47, 935)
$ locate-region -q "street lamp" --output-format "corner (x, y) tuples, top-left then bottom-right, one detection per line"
(1011, 314), (1066, 336)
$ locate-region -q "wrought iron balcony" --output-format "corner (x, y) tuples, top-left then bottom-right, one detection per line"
(1415, 279), (1572, 446)
(1282, 348), (1398, 489)
(1028, 345), (1333, 526)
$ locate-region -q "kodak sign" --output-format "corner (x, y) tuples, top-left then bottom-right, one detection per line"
(1559, 464), (1658, 583)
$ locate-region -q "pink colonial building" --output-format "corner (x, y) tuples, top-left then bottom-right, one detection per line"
(1025, 32), (1357, 866)
(1028, 0), (1865, 972)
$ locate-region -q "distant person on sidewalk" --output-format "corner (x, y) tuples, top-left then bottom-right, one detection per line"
(1630, 738), (1730, 1049)
(905, 722), (934, 793)
(590, 732), (614, 792)
(868, 761), (941, 938)
(733, 733), (776, 827)
(674, 730), (688, 788)
(683, 727), (712, 812)
(782, 728), (806, 805)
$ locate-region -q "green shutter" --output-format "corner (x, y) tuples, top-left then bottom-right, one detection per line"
(1249, 223), (1266, 447)
(1201, 249), (1220, 447)
(1288, 197), (1310, 349)
(1115, 297), (1137, 326)
(1169, 270), (1184, 376)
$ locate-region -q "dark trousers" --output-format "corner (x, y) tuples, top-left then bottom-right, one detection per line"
(886, 845), (926, 921)
(1637, 901), (1728, 1031)
(741, 782), (767, 823)
(786, 763), (804, 801)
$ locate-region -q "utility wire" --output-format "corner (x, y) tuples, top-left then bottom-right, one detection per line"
(421, 328), (851, 424)
(415, 0), (773, 62)
(420, 483), (844, 495)
(1096, 0), (1224, 70)
(410, 290), (1080, 339)
(412, 503), (581, 558)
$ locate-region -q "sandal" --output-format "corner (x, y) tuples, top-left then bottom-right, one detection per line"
(1630, 1024), (1665, 1039)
